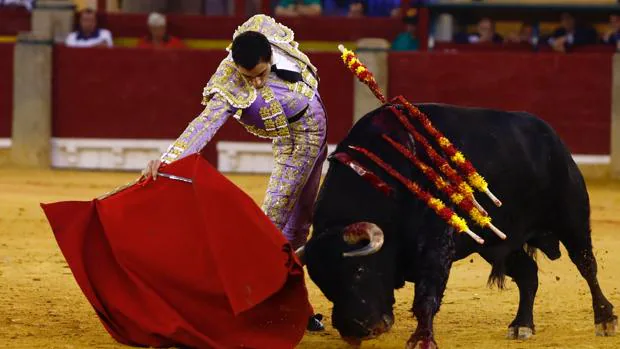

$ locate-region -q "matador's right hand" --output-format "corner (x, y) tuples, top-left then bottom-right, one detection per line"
(141, 159), (162, 180)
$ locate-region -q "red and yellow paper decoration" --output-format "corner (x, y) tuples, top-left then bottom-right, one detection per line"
(382, 134), (505, 239)
(386, 105), (487, 216)
(392, 96), (502, 207)
(337, 44), (505, 244)
(388, 107), (473, 195)
(349, 145), (484, 245)
(338, 45), (387, 104)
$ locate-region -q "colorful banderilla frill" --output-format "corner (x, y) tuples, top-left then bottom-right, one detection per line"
(349, 145), (485, 245)
(339, 45), (387, 104)
(385, 105), (488, 216)
(382, 134), (505, 239)
(338, 44), (505, 244)
(392, 95), (502, 207)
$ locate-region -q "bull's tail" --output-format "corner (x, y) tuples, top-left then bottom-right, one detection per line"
(487, 262), (507, 289)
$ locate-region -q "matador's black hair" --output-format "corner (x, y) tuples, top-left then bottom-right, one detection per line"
(231, 31), (272, 70)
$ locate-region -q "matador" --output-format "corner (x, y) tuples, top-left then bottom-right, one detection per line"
(141, 14), (327, 330)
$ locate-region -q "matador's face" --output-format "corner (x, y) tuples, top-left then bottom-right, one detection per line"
(237, 59), (271, 89)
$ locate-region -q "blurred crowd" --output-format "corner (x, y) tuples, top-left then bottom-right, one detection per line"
(61, 8), (185, 49)
(2, 0), (619, 52)
(449, 12), (620, 52)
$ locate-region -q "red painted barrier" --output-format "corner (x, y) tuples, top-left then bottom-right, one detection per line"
(7, 45), (612, 166)
(0, 7), (30, 35)
(53, 46), (227, 139)
(52, 46), (353, 164)
(0, 43), (13, 138)
(388, 51), (613, 154)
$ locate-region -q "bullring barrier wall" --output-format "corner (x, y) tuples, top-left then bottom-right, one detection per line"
(0, 44), (615, 174)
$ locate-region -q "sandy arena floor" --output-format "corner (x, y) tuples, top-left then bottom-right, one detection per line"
(0, 166), (619, 349)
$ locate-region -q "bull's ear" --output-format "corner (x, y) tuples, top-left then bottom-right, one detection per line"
(342, 222), (384, 257)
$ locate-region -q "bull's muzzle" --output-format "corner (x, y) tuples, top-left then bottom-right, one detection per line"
(342, 222), (384, 257)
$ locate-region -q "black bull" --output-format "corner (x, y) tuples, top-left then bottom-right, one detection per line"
(300, 103), (618, 348)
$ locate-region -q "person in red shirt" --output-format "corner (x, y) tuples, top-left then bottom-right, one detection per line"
(137, 12), (186, 49)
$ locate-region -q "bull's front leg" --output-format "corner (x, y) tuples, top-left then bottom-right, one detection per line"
(408, 295), (440, 349)
(407, 226), (455, 349)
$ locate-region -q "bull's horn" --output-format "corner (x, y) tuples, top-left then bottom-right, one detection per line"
(342, 222), (385, 257)
(295, 245), (306, 265)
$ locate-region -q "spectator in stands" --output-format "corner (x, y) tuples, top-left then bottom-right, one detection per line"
(506, 22), (535, 45)
(391, 8), (419, 51)
(348, 0), (366, 17)
(390, 0), (425, 18)
(137, 12), (186, 49)
(547, 12), (598, 53)
(324, 0), (401, 17)
(602, 13), (620, 49)
(386, 0), (407, 18)
(467, 17), (503, 44)
(274, 0), (321, 17)
(321, 0), (367, 17)
(65, 8), (114, 48)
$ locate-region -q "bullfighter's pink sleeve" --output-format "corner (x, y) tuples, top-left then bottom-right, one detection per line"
(160, 95), (232, 164)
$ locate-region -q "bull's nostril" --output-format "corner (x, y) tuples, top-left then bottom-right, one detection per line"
(369, 319), (389, 337)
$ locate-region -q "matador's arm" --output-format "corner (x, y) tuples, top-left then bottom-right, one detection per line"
(160, 94), (233, 164)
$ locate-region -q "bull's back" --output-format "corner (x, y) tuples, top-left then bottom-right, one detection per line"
(337, 102), (584, 239)
(345, 102), (574, 201)
(413, 103), (572, 192)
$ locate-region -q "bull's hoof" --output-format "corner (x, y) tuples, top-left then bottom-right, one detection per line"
(405, 338), (437, 349)
(506, 326), (534, 340)
(595, 316), (617, 337)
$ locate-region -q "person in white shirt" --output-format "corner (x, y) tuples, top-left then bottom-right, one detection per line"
(65, 8), (113, 48)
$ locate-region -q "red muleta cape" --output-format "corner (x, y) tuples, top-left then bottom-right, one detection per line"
(41, 154), (313, 349)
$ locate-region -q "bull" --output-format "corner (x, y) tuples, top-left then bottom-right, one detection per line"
(299, 102), (617, 348)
